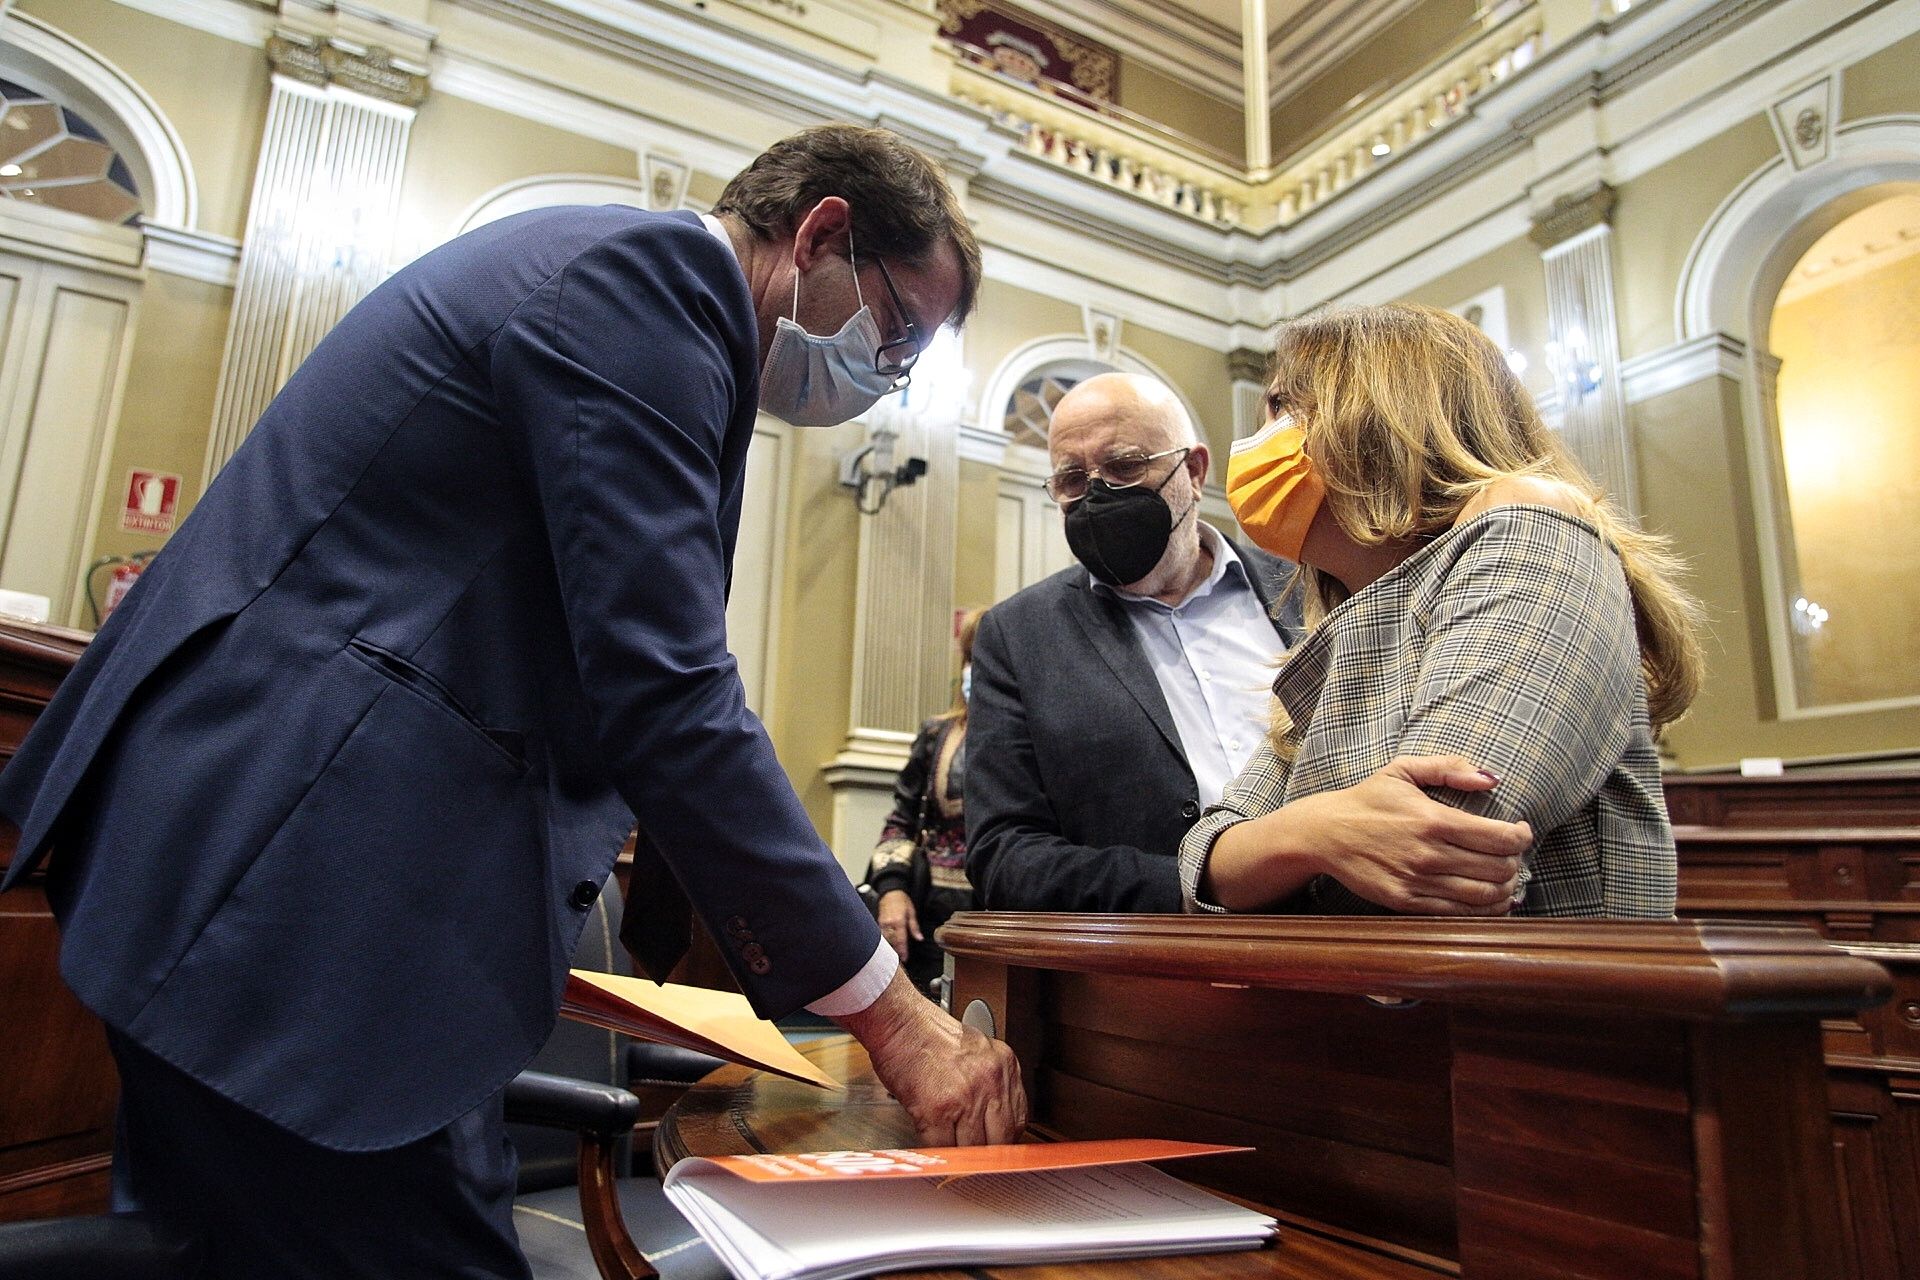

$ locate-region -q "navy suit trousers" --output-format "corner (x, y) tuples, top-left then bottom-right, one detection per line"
(106, 1031), (531, 1280)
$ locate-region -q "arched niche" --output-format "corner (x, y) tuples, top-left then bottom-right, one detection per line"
(454, 175), (664, 238)
(1676, 116), (1920, 719)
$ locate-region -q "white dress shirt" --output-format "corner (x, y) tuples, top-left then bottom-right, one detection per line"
(1093, 522), (1283, 808)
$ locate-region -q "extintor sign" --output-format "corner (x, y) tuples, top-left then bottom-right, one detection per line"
(121, 469), (180, 534)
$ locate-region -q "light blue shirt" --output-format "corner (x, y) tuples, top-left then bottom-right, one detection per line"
(1092, 522), (1284, 807)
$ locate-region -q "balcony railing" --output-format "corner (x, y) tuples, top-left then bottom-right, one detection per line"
(952, 1), (1546, 233)
(1271, 5), (1544, 226)
(951, 62), (1248, 229)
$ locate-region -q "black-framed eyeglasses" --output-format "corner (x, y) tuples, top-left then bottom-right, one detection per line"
(872, 256), (921, 388)
(1042, 446), (1191, 504)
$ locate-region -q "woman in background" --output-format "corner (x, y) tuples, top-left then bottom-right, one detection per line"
(865, 608), (984, 995)
(1182, 303), (1703, 919)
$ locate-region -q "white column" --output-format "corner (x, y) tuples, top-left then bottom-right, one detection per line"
(202, 38), (425, 485)
(1533, 185), (1635, 512)
(823, 405), (959, 874)
(1241, 0), (1271, 173)
(1228, 346), (1269, 440)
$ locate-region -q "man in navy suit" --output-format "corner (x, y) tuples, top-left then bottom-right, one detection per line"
(0, 124), (1022, 1278)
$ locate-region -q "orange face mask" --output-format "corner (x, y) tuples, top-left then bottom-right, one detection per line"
(1225, 414), (1325, 563)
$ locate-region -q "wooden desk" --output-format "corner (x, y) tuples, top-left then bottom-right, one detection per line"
(655, 1036), (1442, 1279)
(0, 620), (112, 1222)
(1665, 766), (1919, 829)
(927, 914), (1890, 1280)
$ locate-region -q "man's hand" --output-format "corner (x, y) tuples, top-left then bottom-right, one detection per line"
(1207, 754), (1533, 914)
(876, 889), (922, 960)
(832, 967), (1027, 1146)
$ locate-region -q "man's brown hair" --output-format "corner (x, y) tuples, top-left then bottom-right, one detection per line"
(714, 124), (982, 325)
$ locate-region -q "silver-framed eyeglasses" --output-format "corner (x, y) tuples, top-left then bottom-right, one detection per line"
(1042, 446), (1191, 504)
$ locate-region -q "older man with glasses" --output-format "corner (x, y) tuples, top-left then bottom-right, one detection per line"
(965, 372), (1299, 913)
(967, 371), (1525, 919)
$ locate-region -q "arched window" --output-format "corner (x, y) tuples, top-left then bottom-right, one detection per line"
(0, 76), (142, 225)
(1001, 356), (1113, 448)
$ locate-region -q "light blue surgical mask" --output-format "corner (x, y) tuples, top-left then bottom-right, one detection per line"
(961, 663), (972, 702)
(759, 235), (898, 428)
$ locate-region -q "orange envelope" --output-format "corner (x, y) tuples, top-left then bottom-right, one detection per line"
(689, 1139), (1250, 1183)
(561, 970), (841, 1091)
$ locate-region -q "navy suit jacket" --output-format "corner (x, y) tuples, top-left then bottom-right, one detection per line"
(0, 207), (879, 1151)
(965, 542), (1298, 913)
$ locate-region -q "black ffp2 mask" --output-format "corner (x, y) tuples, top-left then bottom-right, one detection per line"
(1063, 474), (1191, 588)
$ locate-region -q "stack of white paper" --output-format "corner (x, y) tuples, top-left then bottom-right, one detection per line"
(663, 1150), (1276, 1280)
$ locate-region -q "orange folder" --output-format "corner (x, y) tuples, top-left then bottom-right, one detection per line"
(560, 970), (841, 1091)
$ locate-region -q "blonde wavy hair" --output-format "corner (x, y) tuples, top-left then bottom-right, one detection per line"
(1266, 302), (1703, 728)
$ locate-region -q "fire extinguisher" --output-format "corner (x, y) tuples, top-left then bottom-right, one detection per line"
(85, 549), (159, 627)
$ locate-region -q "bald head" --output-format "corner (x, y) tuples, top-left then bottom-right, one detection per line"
(1045, 371), (1213, 599)
(1048, 372), (1197, 465)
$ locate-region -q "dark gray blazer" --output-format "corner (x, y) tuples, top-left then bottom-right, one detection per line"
(965, 535), (1298, 913)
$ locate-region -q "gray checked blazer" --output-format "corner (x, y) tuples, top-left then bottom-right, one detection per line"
(1181, 505), (1676, 919)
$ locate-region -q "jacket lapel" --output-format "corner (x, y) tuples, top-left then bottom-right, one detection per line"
(1228, 534), (1305, 646)
(1063, 571), (1187, 763)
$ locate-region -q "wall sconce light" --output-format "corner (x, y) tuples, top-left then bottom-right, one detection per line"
(1545, 324), (1604, 404)
(1790, 595), (1830, 636)
(839, 422), (928, 516)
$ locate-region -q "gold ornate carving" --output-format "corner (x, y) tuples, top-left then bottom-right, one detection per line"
(1227, 347), (1271, 385)
(267, 31), (429, 108)
(1794, 107), (1824, 151)
(1528, 182), (1616, 250)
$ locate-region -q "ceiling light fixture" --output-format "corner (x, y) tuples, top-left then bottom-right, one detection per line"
(0, 163), (20, 177)
(1370, 138), (1391, 158)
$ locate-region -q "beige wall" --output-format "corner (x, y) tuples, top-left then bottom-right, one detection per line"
(1611, 115), (1778, 359)
(1768, 247), (1920, 709)
(83, 272), (233, 573)
(1399, 233), (1554, 400)
(963, 277), (1083, 417)
(1117, 63), (1243, 163)
(1121, 324), (1234, 462)
(399, 93), (639, 253)
(1843, 26), (1920, 120)
(954, 459), (1001, 615)
(1268, 0), (1477, 161)
(19, 0), (269, 240)
(765, 422), (864, 831)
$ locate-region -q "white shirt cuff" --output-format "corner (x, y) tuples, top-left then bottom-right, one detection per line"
(804, 938), (898, 1017)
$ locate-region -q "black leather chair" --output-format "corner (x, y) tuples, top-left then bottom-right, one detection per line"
(0, 875), (729, 1280)
(507, 877), (730, 1280)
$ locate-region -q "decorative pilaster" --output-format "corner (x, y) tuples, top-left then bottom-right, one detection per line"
(1227, 346), (1270, 440)
(201, 30), (428, 485)
(1531, 183), (1636, 512)
(823, 402), (960, 872)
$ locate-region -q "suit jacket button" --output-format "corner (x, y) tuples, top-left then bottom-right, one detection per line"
(726, 916), (754, 941)
(1180, 800), (1200, 820)
(570, 880), (600, 909)
(741, 942), (771, 975)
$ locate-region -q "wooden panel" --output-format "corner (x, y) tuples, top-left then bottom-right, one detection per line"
(1825, 1068), (1920, 1280)
(0, 620), (113, 1222)
(1665, 770), (1920, 830)
(1452, 1013), (1700, 1280)
(935, 916), (1879, 1280)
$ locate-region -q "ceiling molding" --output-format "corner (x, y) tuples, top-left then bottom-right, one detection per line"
(1009, 0), (1241, 107)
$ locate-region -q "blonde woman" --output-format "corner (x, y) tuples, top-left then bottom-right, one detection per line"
(1182, 303), (1703, 919)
